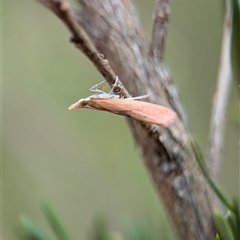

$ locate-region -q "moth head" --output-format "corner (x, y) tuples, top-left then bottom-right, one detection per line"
(68, 98), (90, 110)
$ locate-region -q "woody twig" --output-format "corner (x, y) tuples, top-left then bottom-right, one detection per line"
(208, 0), (233, 180)
(37, 0), (216, 239)
(149, 0), (170, 61)
(38, 0), (130, 98)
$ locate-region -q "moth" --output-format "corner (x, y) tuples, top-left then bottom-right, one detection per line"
(69, 81), (176, 127)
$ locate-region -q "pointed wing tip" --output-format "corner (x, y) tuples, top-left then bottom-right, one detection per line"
(68, 101), (80, 110)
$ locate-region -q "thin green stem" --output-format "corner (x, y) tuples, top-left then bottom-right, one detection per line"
(190, 139), (234, 212)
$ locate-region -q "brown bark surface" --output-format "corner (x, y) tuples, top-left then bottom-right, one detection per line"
(77, 1), (215, 239)
(39, 0), (217, 239)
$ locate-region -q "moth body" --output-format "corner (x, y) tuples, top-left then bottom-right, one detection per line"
(69, 97), (176, 127)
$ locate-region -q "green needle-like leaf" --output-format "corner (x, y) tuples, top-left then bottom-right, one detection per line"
(214, 211), (234, 240)
(227, 212), (239, 240)
(232, 0), (240, 84)
(190, 140), (234, 211)
(19, 215), (52, 240)
(92, 215), (111, 240)
(41, 200), (72, 240)
(215, 234), (220, 240)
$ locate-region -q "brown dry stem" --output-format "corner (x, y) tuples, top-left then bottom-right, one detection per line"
(208, 0), (233, 180)
(149, 0), (170, 61)
(38, 0), (130, 98)
(38, 0), (216, 239)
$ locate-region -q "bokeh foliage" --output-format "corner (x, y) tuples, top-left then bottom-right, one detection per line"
(2, 0), (239, 239)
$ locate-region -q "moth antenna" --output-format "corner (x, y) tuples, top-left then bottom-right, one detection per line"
(89, 80), (106, 93)
(128, 92), (152, 100)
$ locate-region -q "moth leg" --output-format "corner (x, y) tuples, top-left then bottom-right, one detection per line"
(109, 76), (119, 95)
(128, 93), (152, 100)
(89, 81), (106, 94)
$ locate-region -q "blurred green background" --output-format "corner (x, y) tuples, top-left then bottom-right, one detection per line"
(2, 0), (239, 239)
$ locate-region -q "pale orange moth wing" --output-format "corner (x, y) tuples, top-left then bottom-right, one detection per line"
(88, 98), (176, 127)
(69, 98), (176, 127)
